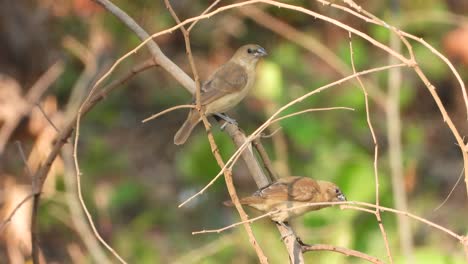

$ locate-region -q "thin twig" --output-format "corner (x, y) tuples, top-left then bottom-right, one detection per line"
(237, 6), (387, 110)
(434, 167), (465, 211)
(349, 33), (393, 263)
(252, 138), (277, 181)
(15, 141), (33, 178)
(335, 0), (468, 196)
(35, 103), (60, 133)
(164, 1), (269, 262)
(28, 59), (156, 264)
(270, 107), (354, 124)
(187, 0), (222, 32)
(252, 106), (354, 181)
(342, 0), (468, 118)
(260, 127), (282, 138)
(142, 104), (196, 123)
(179, 63), (406, 208)
(90, 0), (415, 105)
(193, 200), (465, 243)
(301, 244), (384, 264)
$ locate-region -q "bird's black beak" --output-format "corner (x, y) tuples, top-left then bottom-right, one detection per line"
(254, 47), (268, 57)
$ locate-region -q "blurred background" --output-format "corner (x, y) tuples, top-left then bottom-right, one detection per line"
(0, 0), (467, 263)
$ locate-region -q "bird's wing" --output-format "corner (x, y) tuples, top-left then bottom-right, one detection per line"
(256, 177), (321, 202)
(198, 62), (248, 105)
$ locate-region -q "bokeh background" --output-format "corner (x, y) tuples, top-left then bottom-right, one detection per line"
(0, 0), (467, 263)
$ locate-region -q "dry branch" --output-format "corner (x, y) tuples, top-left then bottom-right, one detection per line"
(349, 34), (393, 263)
(12, 1), (467, 263)
(163, 0), (268, 262)
(301, 244), (384, 264)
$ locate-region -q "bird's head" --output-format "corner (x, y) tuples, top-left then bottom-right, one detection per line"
(320, 181), (347, 202)
(233, 44), (267, 66)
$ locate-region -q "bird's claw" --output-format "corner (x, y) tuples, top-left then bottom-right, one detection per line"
(215, 113), (238, 130)
(296, 237), (308, 246)
(276, 221), (295, 242)
(280, 231), (294, 242)
(220, 122), (228, 130)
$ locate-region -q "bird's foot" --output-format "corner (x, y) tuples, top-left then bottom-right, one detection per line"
(280, 231), (295, 241)
(276, 221), (295, 241)
(296, 236), (308, 246)
(215, 113), (238, 130)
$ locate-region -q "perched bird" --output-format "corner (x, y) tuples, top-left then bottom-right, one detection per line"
(174, 44), (267, 145)
(224, 176), (346, 223)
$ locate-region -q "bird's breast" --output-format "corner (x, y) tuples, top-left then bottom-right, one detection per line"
(205, 76), (255, 114)
(270, 201), (325, 222)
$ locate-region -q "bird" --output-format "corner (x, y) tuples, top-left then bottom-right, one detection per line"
(174, 44), (267, 145)
(224, 176), (346, 223)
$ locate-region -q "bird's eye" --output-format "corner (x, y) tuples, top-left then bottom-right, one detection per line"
(247, 48), (253, 54)
(335, 188), (340, 194)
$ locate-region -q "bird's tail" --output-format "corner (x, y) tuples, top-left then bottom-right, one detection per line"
(174, 109), (201, 145)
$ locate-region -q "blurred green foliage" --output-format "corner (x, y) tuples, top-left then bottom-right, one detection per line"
(12, 0), (467, 263)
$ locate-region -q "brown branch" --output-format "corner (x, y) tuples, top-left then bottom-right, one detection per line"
(200, 117), (270, 264)
(348, 34), (393, 263)
(163, 0), (202, 108)
(223, 125), (305, 264)
(434, 167), (465, 211)
(60, 41), (115, 264)
(252, 106), (354, 182)
(48, 1), (467, 262)
(269, 107), (354, 124)
(142, 104), (196, 123)
(194, 200), (465, 242)
(301, 244), (384, 264)
(32, 58), (157, 194)
(333, 0), (468, 196)
(237, 6), (388, 110)
(90, 0), (415, 103)
(343, 0), (468, 117)
(187, 0), (222, 32)
(35, 103), (60, 133)
(252, 137), (277, 181)
(24, 59), (157, 264)
(61, 144), (111, 264)
(163, 1), (268, 262)
(180, 63), (406, 208)
(92, 0), (194, 93)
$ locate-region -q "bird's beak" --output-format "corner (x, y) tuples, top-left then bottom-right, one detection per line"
(254, 47), (268, 57)
(337, 192), (347, 201)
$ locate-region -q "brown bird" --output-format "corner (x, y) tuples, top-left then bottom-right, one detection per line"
(174, 44), (267, 145)
(224, 176), (346, 223)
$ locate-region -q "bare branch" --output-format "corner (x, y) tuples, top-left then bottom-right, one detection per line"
(142, 104), (196, 123)
(349, 33), (393, 263)
(301, 244), (384, 264)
